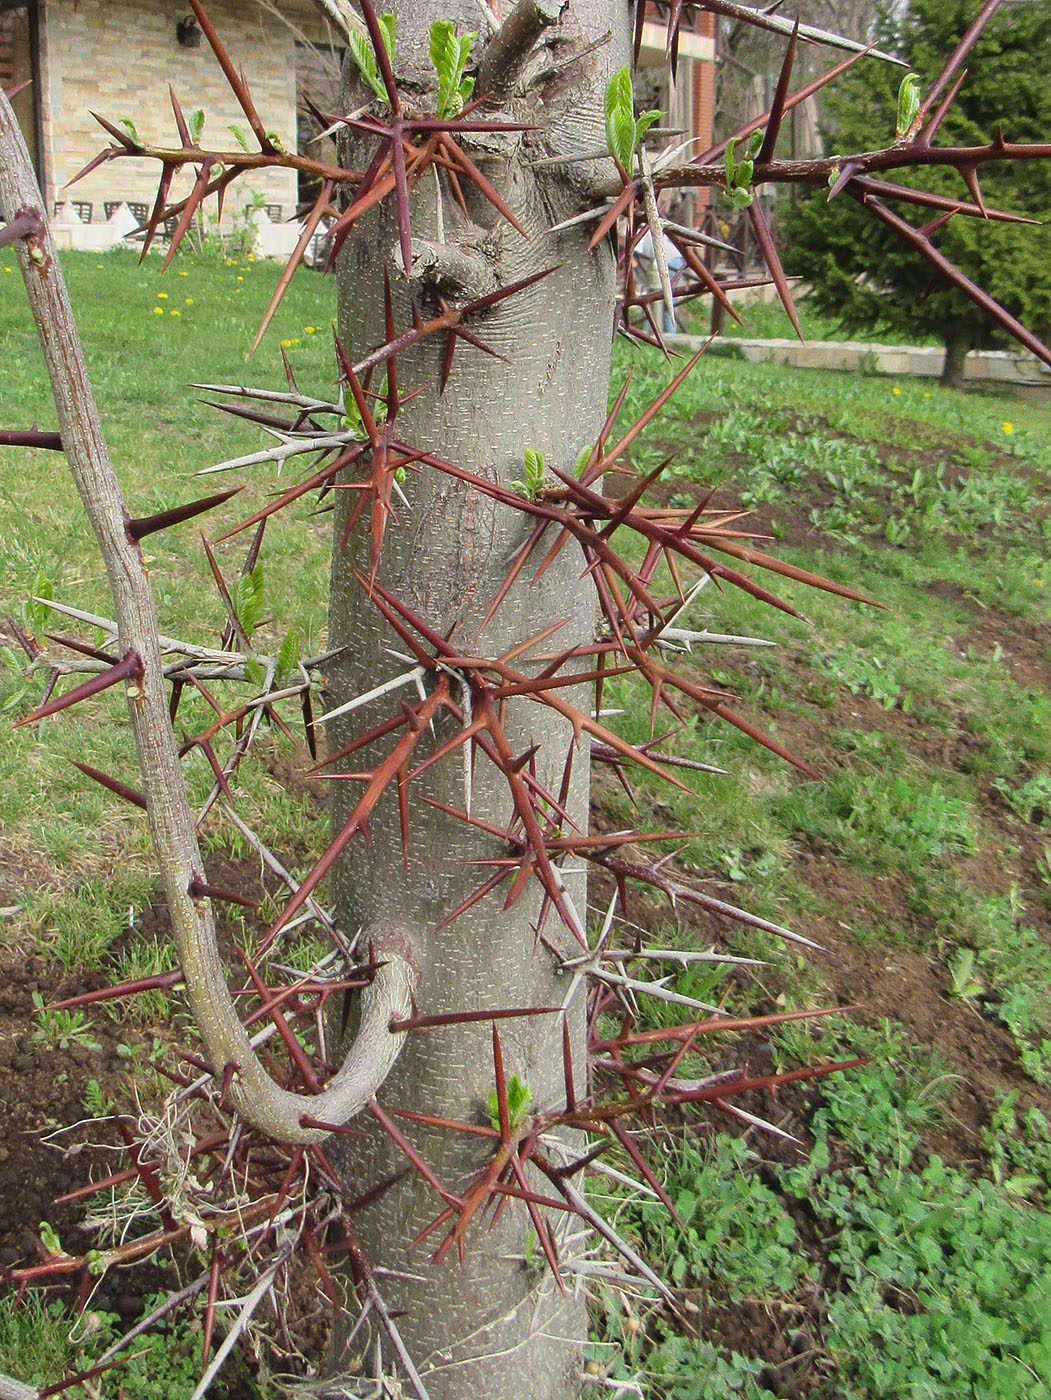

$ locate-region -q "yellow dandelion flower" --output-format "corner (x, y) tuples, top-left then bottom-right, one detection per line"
(304, 325), (316, 335)
(153, 306), (164, 315)
(237, 275), (244, 282)
(185, 297), (194, 305)
(247, 253), (255, 263)
(892, 386), (901, 396)
(3, 267), (11, 274)
(97, 263), (104, 270)
(157, 291), (168, 300)
(169, 308), (180, 317)
(1002, 421), (1014, 435)
(281, 339), (292, 349)
(225, 257), (233, 266)
(923, 391), (931, 399)
(178, 270), (189, 277)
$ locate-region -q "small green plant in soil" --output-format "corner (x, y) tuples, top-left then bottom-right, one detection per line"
(0, 1292), (234, 1398)
(995, 771), (1051, 827)
(787, 1148), (1051, 1399)
(30, 992), (100, 1051)
(777, 1033), (1051, 1400)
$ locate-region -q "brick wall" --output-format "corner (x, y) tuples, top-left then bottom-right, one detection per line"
(691, 9), (715, 216)
(38, 0), (337, 223)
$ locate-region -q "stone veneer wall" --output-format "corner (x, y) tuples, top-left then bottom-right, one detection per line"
(38, 0), (337, 221)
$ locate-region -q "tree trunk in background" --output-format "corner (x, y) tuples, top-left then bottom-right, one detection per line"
(941, 329), (970, 389)
(325, 2), (628, 1395)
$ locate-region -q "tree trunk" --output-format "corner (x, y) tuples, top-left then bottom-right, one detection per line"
(325, 2), (628, 1396)
(940, 330), (970, 389)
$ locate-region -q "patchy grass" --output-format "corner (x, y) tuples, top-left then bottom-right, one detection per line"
(587, 342), (1051, 1395)
(0, 247), (334, 956)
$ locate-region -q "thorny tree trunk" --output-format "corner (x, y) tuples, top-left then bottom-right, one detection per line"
(325, 1), (628, 1395)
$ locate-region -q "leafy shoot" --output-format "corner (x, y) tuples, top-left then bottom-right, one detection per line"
(511, 447), (547, 501)
(604, 67), (662, 175)
(725, 130), (763, 210)
(896, 72), (922, 140)
(430, 20), (476, 120)
(348, 12), (396, 105)
(489, 1074), (532, 1132)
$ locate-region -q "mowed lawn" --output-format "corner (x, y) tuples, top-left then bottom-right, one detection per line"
(2, 248), (1051, 1397)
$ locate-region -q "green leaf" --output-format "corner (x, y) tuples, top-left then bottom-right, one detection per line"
(39, 1220), (62, 1255)
(513, 447), (547, 501)
(189, 109), (205, 143)
(725, 136), (739, 190)
(430, 20), (458, 91)
(635, 109), (662, 146)
(725, 132), (758, 207)
(896, 72), (922, 139)
(228, 124), (250, 153)
(230, 563), (265, 636)
(488, 1073), (533, 1131)
(430, 20), (477, 119)
(524, 447), (545, 493)
(1003, 1172), (1043, 1197)
(347, 27), (389, 104)
(117, 117), (143, 149)
(244, 657), (266, 690)
(604, 67), (637, 172)
(276, 628), (300, 683)
(28, 571), (53, 644)
(378, 12), (397, 65)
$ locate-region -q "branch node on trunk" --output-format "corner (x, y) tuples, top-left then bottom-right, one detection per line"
(398, 237), (499, 303)
(477, 0), (568, 103)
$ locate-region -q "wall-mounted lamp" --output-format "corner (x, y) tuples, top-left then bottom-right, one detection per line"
(176, 15), (202, 48)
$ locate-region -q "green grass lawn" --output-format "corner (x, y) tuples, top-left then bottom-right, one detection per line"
(2, 249), (1051, 1397)
(679, 288), (944, 345)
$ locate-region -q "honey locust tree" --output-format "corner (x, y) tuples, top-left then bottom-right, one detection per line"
(2, 1), (1051, 1398)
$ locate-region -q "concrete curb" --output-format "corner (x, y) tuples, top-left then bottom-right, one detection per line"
(675, 335), (1051, 387)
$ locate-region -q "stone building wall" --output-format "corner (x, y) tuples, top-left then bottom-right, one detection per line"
(38, 0), (339, 222)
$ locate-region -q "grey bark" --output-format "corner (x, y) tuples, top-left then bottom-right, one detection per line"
(325, 1), (629, 1395)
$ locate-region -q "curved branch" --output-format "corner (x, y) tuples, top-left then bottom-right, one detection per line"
(0, 87), (415, 1147)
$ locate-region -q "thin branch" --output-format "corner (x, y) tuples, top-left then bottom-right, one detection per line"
(0, 88), (416, 1147)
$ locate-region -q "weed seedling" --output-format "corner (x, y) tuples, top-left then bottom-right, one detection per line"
(31, 992), (100, 1051)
